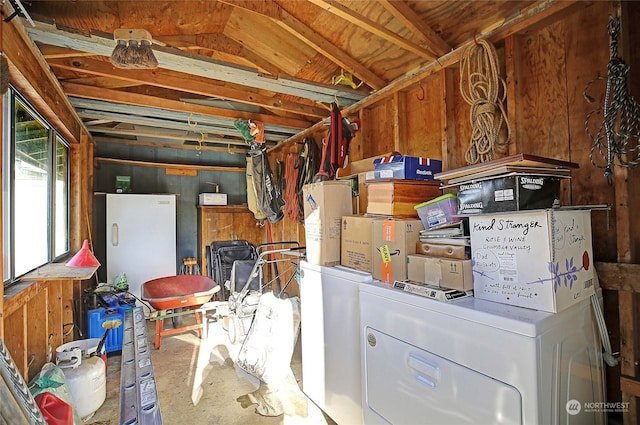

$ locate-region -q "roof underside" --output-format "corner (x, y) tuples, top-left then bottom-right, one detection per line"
(17, 0), (543, 152)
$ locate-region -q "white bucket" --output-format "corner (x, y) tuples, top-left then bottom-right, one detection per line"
(56, 338), (106, 420)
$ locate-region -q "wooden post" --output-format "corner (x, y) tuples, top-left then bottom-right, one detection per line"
(392, 91), (407, 153)
(616, 2), (640, 423)
(504, 34), (519, 156)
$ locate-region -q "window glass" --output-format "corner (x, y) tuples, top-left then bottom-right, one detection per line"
(2, 91), (10, 282)
(14, 98), (50, 276)
(54, 136), (69, 258)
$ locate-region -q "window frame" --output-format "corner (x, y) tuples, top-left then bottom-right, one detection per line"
(3, 87), (71, 285)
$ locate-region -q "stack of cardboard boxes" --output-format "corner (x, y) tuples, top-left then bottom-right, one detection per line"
(303, 153), (596, 313)
(407, 194), (473, 292)
(304, 154), (444, 284)
(435, 154), (595, 313)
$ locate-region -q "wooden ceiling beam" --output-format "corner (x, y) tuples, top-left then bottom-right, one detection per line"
(90, 126), (251, 147)
(378, 0), (452, 57)
(307, 0), (437, 61)
(219, 0), (386, 90)
(62, 82), (312, 129)
(24, 18), (365, 105)
(93, 136), (248, 154)
(70, 97), (299, 138)
(96, 157), (246, 173)
(195, 33), (289, 77)
(4, 16), (83, 144)
(37, 44), (97, 59)
(154, 33), (288, 77)
(65, 76), (142, 89)
(47, 56), (327, 118)
(75, 109), (288, 141)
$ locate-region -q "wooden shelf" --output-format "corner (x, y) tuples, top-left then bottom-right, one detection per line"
(20, 263), (98, 281)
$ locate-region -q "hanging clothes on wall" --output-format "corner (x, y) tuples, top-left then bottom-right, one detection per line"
(248, 145), (285, 224)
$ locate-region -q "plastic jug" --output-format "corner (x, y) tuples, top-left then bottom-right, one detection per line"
(35, 392), (73, 425)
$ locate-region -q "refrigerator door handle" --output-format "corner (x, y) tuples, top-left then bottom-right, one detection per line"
(112, 223), (119, 246)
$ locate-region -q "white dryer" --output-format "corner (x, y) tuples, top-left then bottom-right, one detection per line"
(300, 261), (372, 425)
(359, 281), (606, 425)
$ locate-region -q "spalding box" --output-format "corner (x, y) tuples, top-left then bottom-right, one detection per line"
(457, 174), (560, 214)
(469, 209), (595, 313)
(373, 155), (442, 180)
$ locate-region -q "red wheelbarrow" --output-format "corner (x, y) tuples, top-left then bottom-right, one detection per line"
(141, 275), (220, 349)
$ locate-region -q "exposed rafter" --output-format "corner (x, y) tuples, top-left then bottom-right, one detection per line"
(307, 0), (437, 61)
(24, 18), (366, 105)
(46, 56), (327, 118)
(156, 33), (289, 77)
(378, 0), (451, 57)
(62, 83), (313, 130)
(69, 97), (299, 139)
(93, 135), (249, 154)
(219, 0), (387, 90)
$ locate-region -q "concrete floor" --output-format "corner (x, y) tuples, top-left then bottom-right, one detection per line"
(85, 311), (334, 425)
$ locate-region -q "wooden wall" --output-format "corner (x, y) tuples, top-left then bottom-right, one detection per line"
(270, 0), (627, 273)
(268, 2), (640, 422)
(0, 9), (96, 383)
(2, 1), (640, 423)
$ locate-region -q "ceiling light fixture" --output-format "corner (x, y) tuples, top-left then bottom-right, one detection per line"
(110, 29), (158, 69)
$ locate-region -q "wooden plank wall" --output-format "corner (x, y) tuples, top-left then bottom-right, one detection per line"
(269, 2), (640, 422)
(3, 280), (80, 382)
(0, 4), (96, 381)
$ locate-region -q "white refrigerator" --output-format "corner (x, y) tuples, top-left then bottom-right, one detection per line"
(106, 194), (177, 303)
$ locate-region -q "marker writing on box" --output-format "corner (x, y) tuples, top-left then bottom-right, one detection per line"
(306, 194), (317, 210)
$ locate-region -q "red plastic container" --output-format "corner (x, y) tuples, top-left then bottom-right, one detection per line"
(35, 392), (73, 425)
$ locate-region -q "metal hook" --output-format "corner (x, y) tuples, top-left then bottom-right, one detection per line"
(416, 82), (425, 101)
(196, 131), (206, 150)
(187, 112), (197, 128)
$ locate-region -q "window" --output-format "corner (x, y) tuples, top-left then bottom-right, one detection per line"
(55, 136), (69, 257)
(3, 89), (70, 284)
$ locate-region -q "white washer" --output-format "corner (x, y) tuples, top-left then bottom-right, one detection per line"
(360, 281), (606, 425)
(300, 261), (372, 425)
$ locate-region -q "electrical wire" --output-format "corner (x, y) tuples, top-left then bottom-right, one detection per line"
(86, 284), (155, 316)
(459, 37), (511, 164)
(590, 272), (619, 367)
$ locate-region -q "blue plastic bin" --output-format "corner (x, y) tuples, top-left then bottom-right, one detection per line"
(87, 305), (132, 353)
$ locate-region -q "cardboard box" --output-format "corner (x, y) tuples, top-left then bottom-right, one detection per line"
(303, 181), (353, 266)
(407, 254), (473, 291)
(372, 218), (424, 283)
(469, 209), (595, 313)
(373, 155), (443, 180)
(199, 193), (228, 205)
(341, 215), (374, 272)
(457, 174), (561, 214)
(336, 151), (399, 179)
(366, 180), (441, 216)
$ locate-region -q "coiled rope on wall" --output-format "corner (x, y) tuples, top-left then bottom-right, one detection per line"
(459, 37), (511, 164)
(585, 15), (640, 178)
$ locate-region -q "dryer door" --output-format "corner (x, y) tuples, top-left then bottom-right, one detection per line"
(364, 327), (522, 424)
